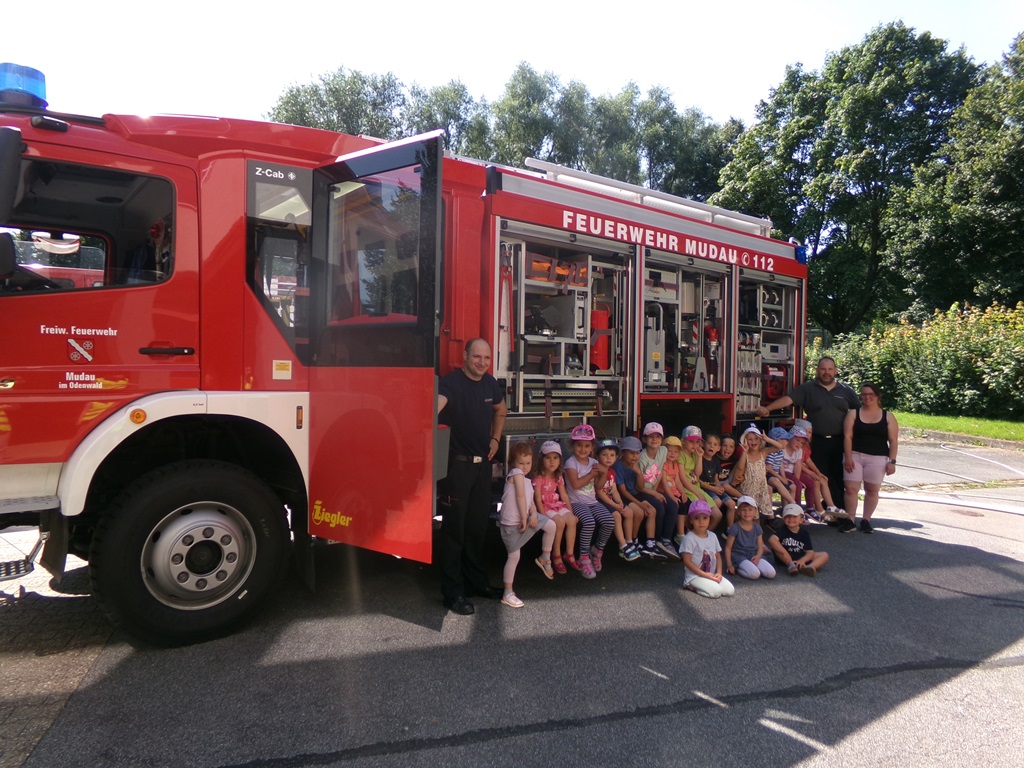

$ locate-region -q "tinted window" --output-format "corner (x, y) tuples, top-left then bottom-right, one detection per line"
(0, 161), (173, 294)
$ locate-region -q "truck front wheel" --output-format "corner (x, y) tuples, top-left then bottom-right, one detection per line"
(90, 460), (289, 645)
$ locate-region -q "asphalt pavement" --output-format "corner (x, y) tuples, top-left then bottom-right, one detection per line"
(2, 434), (1024, 768)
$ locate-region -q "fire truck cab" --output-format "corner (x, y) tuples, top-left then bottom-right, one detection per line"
(0, 65), (805, 644)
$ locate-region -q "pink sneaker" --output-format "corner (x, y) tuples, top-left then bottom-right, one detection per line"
(591, 547), (603, 573)
(580, 556), (597, 579)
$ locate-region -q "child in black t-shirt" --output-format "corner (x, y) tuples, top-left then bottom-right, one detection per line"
(768, 504), (830, 576)
(699, 432), (737, 529)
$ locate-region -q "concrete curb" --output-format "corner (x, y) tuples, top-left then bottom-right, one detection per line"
(899, 427), (1024, 452)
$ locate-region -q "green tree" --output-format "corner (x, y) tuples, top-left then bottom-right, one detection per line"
(712, 23), (979, 335)
(886, 33), (1024, 316)
(404, 80), (489, 155)
(490, 63), (559, 166)
(269, 67), (407, 140)
(584, 84), (642, 183)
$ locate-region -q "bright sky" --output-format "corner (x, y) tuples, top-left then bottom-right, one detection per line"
(7, 0), (1022, 127)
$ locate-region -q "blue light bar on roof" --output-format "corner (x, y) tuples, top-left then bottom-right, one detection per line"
(0, 63), (47, 108)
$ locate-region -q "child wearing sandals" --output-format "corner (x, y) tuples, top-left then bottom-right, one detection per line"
(533, 441), (578, 575)
(724, 495), (777, 580)
(594, 438), (642, 561)
(680, 500), (735, 598)
(499, 443), (556, 607)
(564, 424), (615, 579)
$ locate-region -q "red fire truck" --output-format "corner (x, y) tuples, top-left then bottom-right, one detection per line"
(0, 65), (806, 643)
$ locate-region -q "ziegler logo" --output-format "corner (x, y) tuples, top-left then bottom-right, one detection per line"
(312, 500), (352, 528)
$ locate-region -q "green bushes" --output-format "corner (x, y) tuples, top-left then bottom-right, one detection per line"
(808, 303), (1024, 418)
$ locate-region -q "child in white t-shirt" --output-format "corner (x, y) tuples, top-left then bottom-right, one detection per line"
(680, 500), (735, 598)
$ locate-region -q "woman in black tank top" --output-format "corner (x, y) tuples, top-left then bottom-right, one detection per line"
(842, 383), (898, 533)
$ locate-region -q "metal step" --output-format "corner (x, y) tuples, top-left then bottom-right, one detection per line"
(0, 558), (34, 581)
(0, 531), (48, 582)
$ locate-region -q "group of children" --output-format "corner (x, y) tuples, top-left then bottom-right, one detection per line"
(497, 421), (834, 607)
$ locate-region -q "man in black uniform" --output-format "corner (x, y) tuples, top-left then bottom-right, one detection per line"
(757, 357), (860, 530)
(437, 338), (507, 614)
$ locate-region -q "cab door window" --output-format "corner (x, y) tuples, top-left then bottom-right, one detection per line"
(0, 160), (173, 294)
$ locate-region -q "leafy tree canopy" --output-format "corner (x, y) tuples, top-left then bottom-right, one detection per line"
(713, 22), (980, 335)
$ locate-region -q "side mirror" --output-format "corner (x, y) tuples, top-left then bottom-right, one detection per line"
(0, 126), (23, 221)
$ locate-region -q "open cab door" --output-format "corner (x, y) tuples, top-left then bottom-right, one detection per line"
(307, 132), (443, 562)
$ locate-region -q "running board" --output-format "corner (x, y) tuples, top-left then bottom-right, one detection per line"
(1, 495), (60, 515)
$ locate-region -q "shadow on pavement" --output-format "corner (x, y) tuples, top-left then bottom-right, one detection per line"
(9, 517), (1024, 768)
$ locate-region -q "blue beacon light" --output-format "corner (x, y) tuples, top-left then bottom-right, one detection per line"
(0, 63), (48, 108)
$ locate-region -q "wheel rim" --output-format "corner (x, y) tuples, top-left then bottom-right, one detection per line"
(141, 502), (256, 610)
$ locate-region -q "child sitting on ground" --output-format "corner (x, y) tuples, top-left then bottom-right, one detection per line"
(532, 441), (579, 574)
(680, 500), (735, 598)
(499, 443), (557, 607)
(767, 503), (830, 576)
(724, 495), (777, 580)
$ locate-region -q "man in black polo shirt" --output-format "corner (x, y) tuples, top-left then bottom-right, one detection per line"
(437, 338), (507, 615)
(757, 357), (860, 530)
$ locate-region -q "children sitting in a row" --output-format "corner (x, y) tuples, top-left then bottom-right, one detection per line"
(499, 424), (832, 607)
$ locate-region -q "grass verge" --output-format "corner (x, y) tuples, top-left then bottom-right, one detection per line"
(892, 411), (1024, 443)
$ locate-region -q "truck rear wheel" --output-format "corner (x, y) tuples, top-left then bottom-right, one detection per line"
(89, 460), (289, 645)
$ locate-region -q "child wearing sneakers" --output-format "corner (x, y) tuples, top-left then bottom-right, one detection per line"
(635, 422), (680, 559)
(680, 500), (735, 598)
(724, 495), (777, 580)
(768, 503), (830, 576)
(787, 426), (844, 521)
(532, 441), (579, 574)
(564, 424), (615, 578)
(499, 443), (556, 607)
(612, 436), (662, 559)
(595, 438), (642, 561)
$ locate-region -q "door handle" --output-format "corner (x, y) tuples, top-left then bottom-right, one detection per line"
(139, 347), (195, 356)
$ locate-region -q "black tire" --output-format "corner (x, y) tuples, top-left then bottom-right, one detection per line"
(89, 460), (289, 645)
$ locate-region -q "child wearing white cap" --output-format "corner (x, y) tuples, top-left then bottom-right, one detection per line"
(533, 440), (578, 575)
(725, 495), (777, 580)
(634, 422), (681, 559)
(768, 504), (830, 576)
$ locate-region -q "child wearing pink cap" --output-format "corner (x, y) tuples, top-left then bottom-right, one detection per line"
(564, 424), (614, 579)
(680, 500), (735, 598)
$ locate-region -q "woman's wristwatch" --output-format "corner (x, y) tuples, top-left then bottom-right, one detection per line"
(887, 458), (897, 465)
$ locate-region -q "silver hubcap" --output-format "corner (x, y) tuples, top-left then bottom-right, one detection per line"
(142, 502), (255, 610)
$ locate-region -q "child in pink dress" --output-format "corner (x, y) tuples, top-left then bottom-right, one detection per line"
(533, 440), (579, 574)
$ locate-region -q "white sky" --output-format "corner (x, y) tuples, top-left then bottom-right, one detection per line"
(6, 0), (1022, 126)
